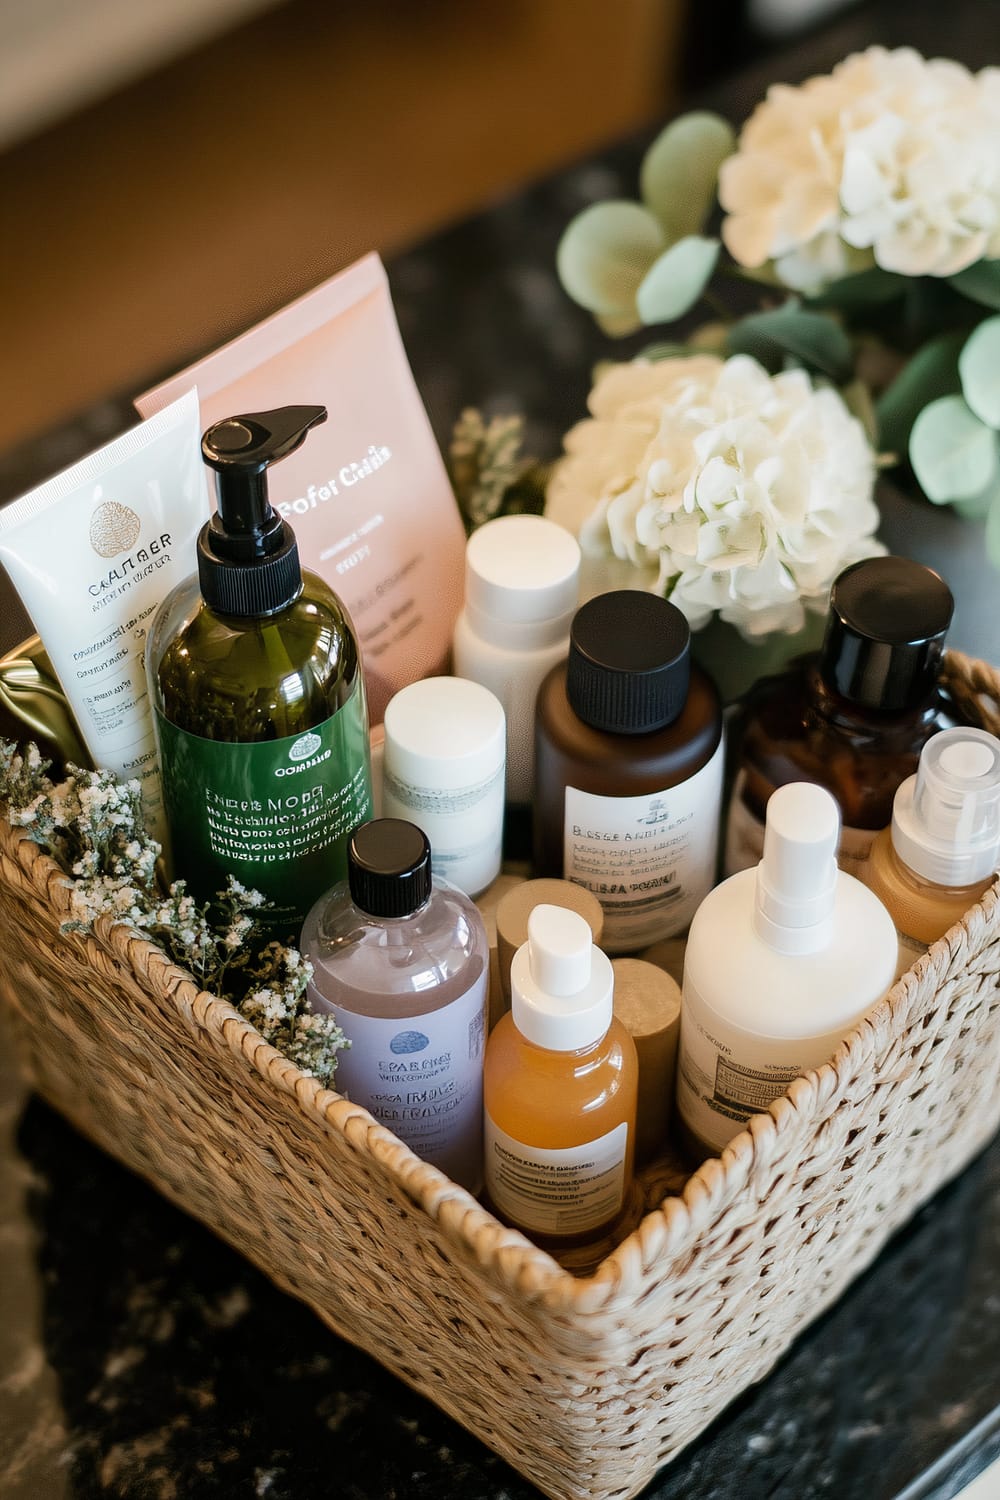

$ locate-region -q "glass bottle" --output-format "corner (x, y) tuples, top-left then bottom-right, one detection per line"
(148, 406), (371, 941)
(725, 556), (954, 879)
(483, 904), (638, 1248)
(863, 727), (1000, 966)
(302, 818), (488, 1193)
(534, 590), (723, 952)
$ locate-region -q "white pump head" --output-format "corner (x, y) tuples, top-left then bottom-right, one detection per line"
(892, 727), (1000, 885)
(510, 904), (613, 1051)
(754, 783), (840, 955)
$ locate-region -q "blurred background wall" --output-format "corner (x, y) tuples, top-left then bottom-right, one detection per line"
(0, 0), (857, 454)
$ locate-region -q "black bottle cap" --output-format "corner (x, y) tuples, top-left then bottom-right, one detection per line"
(347, 819), (433, 918)
(820, 556), (954, 712)
(198, 405), (327, 617)
(566, 590), (691, 734)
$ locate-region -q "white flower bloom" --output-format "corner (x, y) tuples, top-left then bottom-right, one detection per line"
(719, 46), (1000, 288)
(545, 353), (882, 638)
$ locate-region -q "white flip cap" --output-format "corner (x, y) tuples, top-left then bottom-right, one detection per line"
(892, 727), (1000, 885)
(510, 904), (614, 1051)
(754, 783), (840, 955)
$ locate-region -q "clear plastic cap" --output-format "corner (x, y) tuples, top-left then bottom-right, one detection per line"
(510, 904), (614, 1051)
(754, 783), (840, 955)
(892, 727), (1000, 885)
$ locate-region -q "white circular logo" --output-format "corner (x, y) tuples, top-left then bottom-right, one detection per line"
(289, 732), (322, 762)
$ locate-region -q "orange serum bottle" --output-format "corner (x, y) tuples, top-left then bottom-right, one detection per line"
(483, 904), (638, 1248)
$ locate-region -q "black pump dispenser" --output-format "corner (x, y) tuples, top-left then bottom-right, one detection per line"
(198, 405), (327, 617)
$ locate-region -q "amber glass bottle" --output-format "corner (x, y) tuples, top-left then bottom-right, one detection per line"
(483, 904), (638, 1249)
(534, 591), (723, 953)
(725, 557), (954, 879)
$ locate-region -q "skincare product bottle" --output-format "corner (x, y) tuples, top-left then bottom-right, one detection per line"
(534, 591), (723, 953)
(677, 782), (898, 1157)
(494, 877), (604, 1011)
(725, 556), (954, 879)
(483, 904), (638, 1246)
(863, 727), (1000, 965)
(302, 818), (488, 1192)
(148, 406), (372, 939)
(453, 515), (581, 805)
(382, 676), (505, 897)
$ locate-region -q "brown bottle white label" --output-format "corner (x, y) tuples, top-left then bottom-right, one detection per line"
(562, 741), (724, 952)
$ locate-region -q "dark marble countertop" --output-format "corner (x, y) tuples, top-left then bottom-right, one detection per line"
(3, 2), (1000, 1496)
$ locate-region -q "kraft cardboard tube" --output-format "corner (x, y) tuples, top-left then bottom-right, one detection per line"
(495, 879), (604, 1010)
(612, 957), (681, 1166)
(474, 874), (526, 1031)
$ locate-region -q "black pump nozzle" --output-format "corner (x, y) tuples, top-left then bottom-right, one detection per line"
(197, 405), (327, 617)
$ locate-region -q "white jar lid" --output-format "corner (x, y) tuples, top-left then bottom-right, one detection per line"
(510, 904), (613, 1052)
(383, 676), (505, 788)
(465, 515), (580, 626)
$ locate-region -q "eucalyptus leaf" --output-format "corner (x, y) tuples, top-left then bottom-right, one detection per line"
(725, 302), (853, 380)
(840, 379), (878, 444)
(636, 237), (720, 325)
(987, 484), (1000, 568)
(909, 394), (998, 503)
(875, 332), (964, 456)
(950, 259), (1000, 311)
(556, 201), (664, 317)
(639, 112), (736, 240)
(959, 315), (1000, 428)
(596, 310), (643, 336)
(807, 267), (906, 312)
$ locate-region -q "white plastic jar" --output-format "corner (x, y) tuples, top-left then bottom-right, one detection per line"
(381, 676), (506, 896)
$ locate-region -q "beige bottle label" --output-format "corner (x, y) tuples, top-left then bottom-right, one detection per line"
(677, 973), (820, 1154)
(563, 741), (724, 952)
(484, 1115), (627, 1236)
(724, 772), (877, 879)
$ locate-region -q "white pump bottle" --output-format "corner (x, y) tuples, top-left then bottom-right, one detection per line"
(677, 782), (898, 1156)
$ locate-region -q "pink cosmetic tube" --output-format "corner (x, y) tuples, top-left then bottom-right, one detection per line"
(136, 253), (465, 723)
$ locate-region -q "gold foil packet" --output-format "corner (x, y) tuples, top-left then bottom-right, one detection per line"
(0, 636), (90, 771)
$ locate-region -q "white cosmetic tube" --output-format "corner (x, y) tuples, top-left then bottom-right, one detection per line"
(0, 390), (208, 841)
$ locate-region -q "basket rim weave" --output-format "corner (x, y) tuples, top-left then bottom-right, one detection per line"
(4, 645), (1000, 1320)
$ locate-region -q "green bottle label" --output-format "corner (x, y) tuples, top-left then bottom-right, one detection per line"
(156, 684), (372, 937)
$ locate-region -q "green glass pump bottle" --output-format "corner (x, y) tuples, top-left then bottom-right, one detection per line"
(148, 405), (372, 939)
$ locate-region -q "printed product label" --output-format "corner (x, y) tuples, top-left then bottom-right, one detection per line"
(725, 772), (876, 879)
(677, 974), (819, 1153)
(155, 684), (371, 935)
(382, 761), (504, 893)
(484, 1116), (628, 1236)
(320, 972), (487, 1191)
(563, 741), (724, 951)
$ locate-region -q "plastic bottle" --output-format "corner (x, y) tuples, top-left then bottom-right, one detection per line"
(863, 727), (1000, 966)
(452, 514), (580, 805)
(483, 904), (638, 1246)
(148, 406), (372, 940)
(725, 556), (954, 879)
(302, 818), (488, 1193)
(677, 782), (898, 1157)
(534, 590), (723, 952)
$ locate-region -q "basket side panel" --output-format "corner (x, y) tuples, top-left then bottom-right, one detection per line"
(0, 843), (615, 1500)
(566, 898), (1000, 1489)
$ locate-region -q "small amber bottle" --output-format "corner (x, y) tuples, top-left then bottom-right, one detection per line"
(863, 727), (1000, 969)
(483, 904), (638, 1248)
(725, 556), (954, 879)
(534, 591), (723, 953)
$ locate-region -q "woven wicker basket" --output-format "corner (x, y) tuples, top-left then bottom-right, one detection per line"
(1, 650), (999, 1500)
